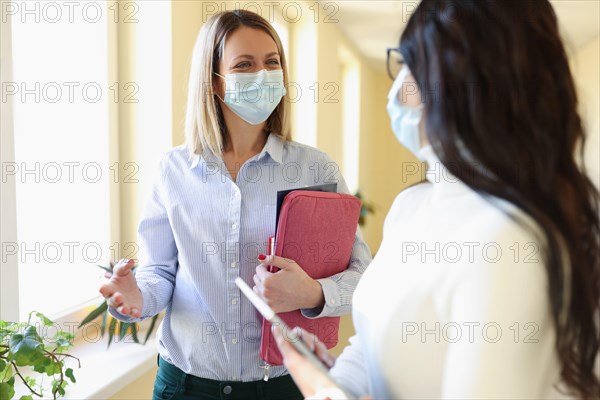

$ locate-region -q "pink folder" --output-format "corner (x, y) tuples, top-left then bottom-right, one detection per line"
(260, 190), (361, 365)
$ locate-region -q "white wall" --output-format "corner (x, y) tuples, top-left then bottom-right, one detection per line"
(570, 36), (600, 189)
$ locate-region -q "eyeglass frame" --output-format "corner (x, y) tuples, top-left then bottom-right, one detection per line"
(386, 47), (405, 80)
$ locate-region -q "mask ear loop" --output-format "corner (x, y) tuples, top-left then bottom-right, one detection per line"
(212, 72), (226, 103)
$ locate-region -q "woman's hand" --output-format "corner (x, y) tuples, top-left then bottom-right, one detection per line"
(273, 325), (349, 399)
(98, 259), (143, 318)
(253, 255), (325, 313)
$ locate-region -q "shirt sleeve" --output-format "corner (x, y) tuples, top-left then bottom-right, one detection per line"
(328, 334), (370, 398)
(301, 155), (373, 319)
(440, 226), (556, 398)
(108, 156), (178, 322)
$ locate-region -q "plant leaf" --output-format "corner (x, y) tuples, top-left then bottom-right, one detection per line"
(52, 331), (74, 350)
(118, 322), (130, 341)
(19, 395), (33, 400)
(51, 378), (66, 397)
(8, 326), (44, 366)
(0, 381), (15, 400)
(96, 264), (113, 273)
(78, 302), (108, 328)
(65, 368), (76, 383)
(130, 323), (139, 344)
(144, 315), (159, 345)
(107, 317), (117, 348)
(24, 376), (36, 387)
(44, 360), (62, 376)
(33, 312), (53, 327)
(100, 307), (108, 337)
(32, 356), (51, 374)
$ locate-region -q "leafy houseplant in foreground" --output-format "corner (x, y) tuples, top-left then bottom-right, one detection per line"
(78, 262), (159, 348)
(0, 311), (79, 399)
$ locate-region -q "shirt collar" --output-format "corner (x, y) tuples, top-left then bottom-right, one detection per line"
(257, 133), (284, 164)
(189, 153), (200, 169)
(188, 133), (284, 169)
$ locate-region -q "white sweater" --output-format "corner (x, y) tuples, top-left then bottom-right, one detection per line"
(330, 146), (568, 399)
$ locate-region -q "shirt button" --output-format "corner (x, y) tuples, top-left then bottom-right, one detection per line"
(232, 223), (237, 230)
(330, 298), (336, 305)
(232, 298), (238, 305)
(232, 338), (238, 344)
(230, 261), (237, 268)
(223, 385), (232, 394)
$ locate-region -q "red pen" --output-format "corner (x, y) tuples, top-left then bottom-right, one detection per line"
(267, 236), (279, 272)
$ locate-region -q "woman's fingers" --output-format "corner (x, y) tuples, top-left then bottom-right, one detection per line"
(112, 291), (124, 305)
(117, 303), (129, 315)
(314, 339), (336, 368)
(257, 254), (296, 270)
(98, 260), (142, 318)
(99, 282), (113, 298)
(105, 293), (119, 308)
(295, 327), (336, 367)
(253, 272), (262, 289)
(255, 264), (269, 280)
(273, 325), (301, 363)
(111, 291), (141, 317)
(275, 326), (337, 368)
(113, 259), (135, 277)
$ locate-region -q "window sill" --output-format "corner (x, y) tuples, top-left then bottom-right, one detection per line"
(62, 302), (163, 399)
(63, 335), (158, 399)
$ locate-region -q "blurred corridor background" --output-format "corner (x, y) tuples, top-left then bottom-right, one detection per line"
(1, 1), (598, 398)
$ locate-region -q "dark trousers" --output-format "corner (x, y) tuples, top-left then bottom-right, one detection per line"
(152, 355), (304, 400)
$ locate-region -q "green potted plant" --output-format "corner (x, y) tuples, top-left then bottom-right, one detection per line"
(78, 262), (159, 348)
(0, 311), (79, 399)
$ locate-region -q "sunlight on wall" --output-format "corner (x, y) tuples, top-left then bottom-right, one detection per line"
(340, 46), (361, 194)
(289, 13), (317, 147)
(133, 1), (173, 219)
(116, 0), (173, 257)
(570, 36), (600, 189)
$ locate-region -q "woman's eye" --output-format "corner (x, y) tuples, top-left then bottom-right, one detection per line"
(234, 62), (251, 69)
(266, 59), (280, 65)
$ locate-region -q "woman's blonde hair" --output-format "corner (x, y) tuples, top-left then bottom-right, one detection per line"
(185, 10), (291, 157)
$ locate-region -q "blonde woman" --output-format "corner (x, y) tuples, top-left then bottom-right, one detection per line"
(98, 9), (372, 400)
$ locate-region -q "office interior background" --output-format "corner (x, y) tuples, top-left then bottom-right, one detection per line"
(1, 0), (598, 398)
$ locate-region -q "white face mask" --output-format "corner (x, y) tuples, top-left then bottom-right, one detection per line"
(215, 69), (286, 125)
(386, 66), (424, 158)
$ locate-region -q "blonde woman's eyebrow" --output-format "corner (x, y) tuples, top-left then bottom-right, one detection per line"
(231, 52), (279, 63)
(232, 54), (254, 62)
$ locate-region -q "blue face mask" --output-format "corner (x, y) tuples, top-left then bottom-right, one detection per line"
(215, 69), (286, 125)
(386, 67), (424, 158)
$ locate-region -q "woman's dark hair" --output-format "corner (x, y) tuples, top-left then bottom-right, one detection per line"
(400, 0), (599, 396)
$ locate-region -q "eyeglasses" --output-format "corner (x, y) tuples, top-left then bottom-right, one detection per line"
(386, 47), (404, 80)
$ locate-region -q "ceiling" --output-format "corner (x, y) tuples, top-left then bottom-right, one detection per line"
(333, 0), (600, 72)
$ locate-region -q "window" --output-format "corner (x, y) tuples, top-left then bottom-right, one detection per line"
(3, 0), (174, 322)
(7, 1), (111, 321)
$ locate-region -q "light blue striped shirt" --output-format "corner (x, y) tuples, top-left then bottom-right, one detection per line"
(109, 133), (372, 382)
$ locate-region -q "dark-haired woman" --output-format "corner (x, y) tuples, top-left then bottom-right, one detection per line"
(274, 1), (600, 398)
